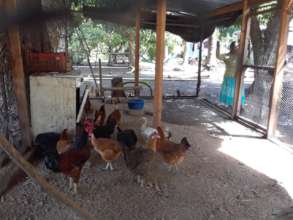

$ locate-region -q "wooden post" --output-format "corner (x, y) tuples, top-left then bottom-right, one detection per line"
(135, 11), (141, 96)
(5, 0), (32, 147)
(267, 0), (291, 138)
(232, 0), (250, 118)
(153, 0), (167, 127)
(196, 39), (203, 97)
(0, 136), (95, 220)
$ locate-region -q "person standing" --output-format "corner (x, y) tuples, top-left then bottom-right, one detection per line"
(216, 41), (246, 107)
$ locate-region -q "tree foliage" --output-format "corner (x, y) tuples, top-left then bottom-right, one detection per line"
(68, 17), (182, 64)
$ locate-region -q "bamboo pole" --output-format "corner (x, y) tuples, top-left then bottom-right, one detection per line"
(135, 11), (141, 96)
(0, 136), (95, 220)
(232, 0), (250, 118)
(153, 0), (167, 127)
(267, 0), (291, 138)
(5, 0), (32, 148)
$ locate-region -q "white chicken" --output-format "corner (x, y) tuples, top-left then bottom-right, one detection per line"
(140, 117), (171, 143)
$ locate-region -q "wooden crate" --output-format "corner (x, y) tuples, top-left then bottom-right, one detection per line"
(25, 51), (67, 73)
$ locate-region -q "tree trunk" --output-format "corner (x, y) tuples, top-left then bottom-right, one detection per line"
(243, 3), (282, 126)
(205, 34), (217, 67)
(182, 41), (188, 65)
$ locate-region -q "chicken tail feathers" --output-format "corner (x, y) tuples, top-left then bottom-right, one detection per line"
(141, 117), (148, 130)
(44, 154), (60, 172)
(117, 126), (122, 133)
(60, 129), (69, 139)
(181, 137), (191, 150)
(156, 126), (165, 140)
(99, 104), (105, 113)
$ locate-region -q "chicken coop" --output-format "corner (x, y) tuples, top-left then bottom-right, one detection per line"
(30, 74), (78, 137)
(1, 0), (293, 219)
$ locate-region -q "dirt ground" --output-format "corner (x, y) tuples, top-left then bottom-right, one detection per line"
(0, 100), (293, 220)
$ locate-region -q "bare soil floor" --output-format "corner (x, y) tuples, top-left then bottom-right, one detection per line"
(0, 100), (293, 220)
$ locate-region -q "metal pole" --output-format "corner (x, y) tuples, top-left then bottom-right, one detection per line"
(196, 39), (203, 97)
(98, 58), (104, 96)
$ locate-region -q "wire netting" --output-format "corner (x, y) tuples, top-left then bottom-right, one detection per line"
(238, 5), (280, 128)
(276, 44), (293, 145)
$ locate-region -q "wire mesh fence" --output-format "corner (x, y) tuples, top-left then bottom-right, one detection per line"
(276, 46), (293, 146)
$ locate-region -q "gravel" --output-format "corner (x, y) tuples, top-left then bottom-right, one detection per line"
(0, 101), (292, 220)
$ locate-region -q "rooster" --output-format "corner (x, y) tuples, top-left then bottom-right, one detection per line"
(45, 125), (91, 193)
(154, 127), (191, 170)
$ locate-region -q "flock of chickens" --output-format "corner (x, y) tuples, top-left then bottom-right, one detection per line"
(35, 103), (191, 193)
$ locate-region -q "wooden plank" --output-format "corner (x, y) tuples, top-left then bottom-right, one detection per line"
(153, 0), (166, 127)
(5, 0), (32, 148)
(209, 0), (272, 17)
(267, 0), (291, 138)
(232, 0), (251, 118)
(135, 11), (141, 96)
(0, 136), (95, 220)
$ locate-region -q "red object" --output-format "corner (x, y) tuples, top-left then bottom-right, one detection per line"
(25, 51), (67, 73)
(84, 118), (94, 134)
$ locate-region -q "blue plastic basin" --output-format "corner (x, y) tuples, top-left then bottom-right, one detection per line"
(128, 99), (144, 110)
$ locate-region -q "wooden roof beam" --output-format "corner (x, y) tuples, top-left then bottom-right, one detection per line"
(209, 0), (274, 17)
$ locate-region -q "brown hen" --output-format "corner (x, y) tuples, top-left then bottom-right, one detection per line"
(155, 127), (191, 170)
(91, 136), (122, 171)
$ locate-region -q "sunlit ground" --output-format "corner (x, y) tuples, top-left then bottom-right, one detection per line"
(214, 121), (293, 199)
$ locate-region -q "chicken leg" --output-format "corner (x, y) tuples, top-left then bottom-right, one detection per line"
(73, 183), (78, 194)
(69, 177), (73, 189)
(136, 175), (144, 187)
(102, 162), (114, 171)
(168, 164), (179, 172)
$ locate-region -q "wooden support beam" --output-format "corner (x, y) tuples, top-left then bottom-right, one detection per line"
(289, 0), (293, 10)
(232, 0), (251, 119)
(5, 0), (32, 148)
(209, 0), (273, 17)
(135, 11), (141, 96)
(0, 136), (95, 220)
(267, 0), (291, 138)
(153, 0), (166, 127)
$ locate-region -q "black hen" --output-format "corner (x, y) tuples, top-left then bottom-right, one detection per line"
(35, 132), (60, 172)
(35, 132), (60, 158)
(92, 118), (117, 139)
(117, 127), (138, 151)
